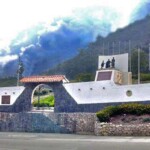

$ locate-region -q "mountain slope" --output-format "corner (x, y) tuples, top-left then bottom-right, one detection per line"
(46, 15), (150, 80)
(0, 77), (17, 87)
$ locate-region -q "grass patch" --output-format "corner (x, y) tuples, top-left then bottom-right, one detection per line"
(32, 95), (54, 107)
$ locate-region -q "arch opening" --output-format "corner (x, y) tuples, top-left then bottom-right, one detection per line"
(31, 84), (55, 112)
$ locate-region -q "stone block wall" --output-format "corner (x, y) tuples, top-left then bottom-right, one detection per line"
(95, 122), (150, 136)
(2, 112), (150, 136)
(0, 112), (96, 134)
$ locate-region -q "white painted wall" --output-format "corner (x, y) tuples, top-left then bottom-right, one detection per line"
(63, 81), (150, 104)
(0, 86), (25, 105)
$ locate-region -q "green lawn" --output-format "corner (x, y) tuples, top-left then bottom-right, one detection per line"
(32, 95), (55, 107)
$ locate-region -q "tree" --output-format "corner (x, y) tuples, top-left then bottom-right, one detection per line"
(17, 56), (24, 86)
(17, 56), (24, 79)
(75, 73), (94, 82)
(131, 49), (148, 76)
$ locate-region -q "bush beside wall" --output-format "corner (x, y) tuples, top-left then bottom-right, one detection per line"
(96, 103), (150, 122)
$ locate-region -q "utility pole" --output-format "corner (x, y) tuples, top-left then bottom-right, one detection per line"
(17, 56), (21, 86)
(17, 56), (24, 86)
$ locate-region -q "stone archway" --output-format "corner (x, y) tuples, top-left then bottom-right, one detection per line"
(31, 84), (54, 112)
(0, 75), (78, 113)
(18, 75), (75, 113)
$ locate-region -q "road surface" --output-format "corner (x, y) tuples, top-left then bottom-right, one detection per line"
(0, 132), (150, 150)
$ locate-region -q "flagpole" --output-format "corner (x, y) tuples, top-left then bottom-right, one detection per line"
(149, 43), (150, 71)
(107, 42), (109, 55)
(129, 40), (131, 72)
(119, 41), (121, 54)
(112, 42), (115, 55)
(138, 47), (140, 84)
(103, 42), (104, 55)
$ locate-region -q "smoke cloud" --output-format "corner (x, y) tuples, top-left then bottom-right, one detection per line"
(0, 0), (150, 77)
(130, 0), (150, 22)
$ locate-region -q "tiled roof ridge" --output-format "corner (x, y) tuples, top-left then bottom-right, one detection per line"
(20, 75), (67, 83)
(23, 75), (65, 78)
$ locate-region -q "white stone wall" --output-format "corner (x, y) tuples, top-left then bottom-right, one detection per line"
(0, 86), (25, 105)
(63, 81), (150, 104)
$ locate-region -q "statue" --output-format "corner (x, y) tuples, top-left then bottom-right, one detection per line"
(111, 57), (115, 68)
(101, 60), (104, 69)
(106, 59), (111, 68)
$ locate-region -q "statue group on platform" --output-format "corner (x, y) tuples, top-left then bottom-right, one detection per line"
(101, 57), (115, 69)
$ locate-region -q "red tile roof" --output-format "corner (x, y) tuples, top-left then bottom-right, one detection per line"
(20, 75), (68, 83)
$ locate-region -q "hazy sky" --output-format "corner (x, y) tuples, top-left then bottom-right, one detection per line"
(0, 0), (147, 49)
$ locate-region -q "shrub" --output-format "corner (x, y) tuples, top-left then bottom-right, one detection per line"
(140, 73), (150, 81)
(96, 105), (120, 122)
(118, 103), (146, 115)
(96, 110), (110, 122)
(96, 103), (150, 122)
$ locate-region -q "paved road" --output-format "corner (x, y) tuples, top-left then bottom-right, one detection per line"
(0, 132), (150, 150)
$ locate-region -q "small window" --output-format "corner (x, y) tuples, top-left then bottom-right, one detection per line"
(102, 87), (105, 90)
(1, 95), (11, 104)
(126, 90), (132, 97)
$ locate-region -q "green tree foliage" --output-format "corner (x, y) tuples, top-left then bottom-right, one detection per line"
(17, 56), (24, 78)
(140, 73), (150, 81)
(75, 73), (94, 82)
(131, 49), (148, 76)
(0, 77), (17, 87)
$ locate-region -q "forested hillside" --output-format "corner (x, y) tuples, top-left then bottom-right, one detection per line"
(1, 15), (150, 86)
(0, 77), (17, 87)
(46, 15), (150, 80)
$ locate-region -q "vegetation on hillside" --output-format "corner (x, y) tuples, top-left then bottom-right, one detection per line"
(74, 73), (95, 82)
(0, 77), (17, 87)
(46, 15), (150, 80)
